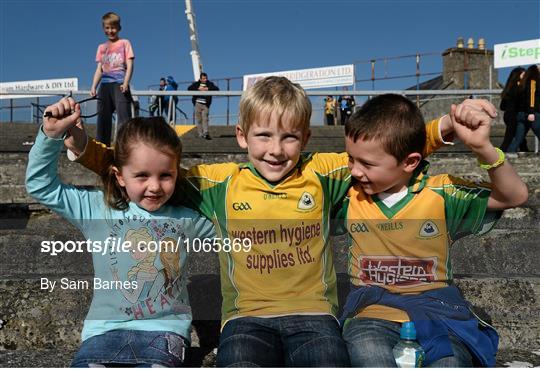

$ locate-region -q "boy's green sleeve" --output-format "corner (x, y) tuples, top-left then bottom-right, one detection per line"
(75, 138), (113, 176)
(309, 152), (351, 208)
(331, 195), (350, 236)
(440, 174), (501, 241)
(182, 163), (239, 221)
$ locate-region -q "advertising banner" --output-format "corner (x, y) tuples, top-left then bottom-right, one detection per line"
(243, 65), (354, 90)
(0, 78), (78, 99)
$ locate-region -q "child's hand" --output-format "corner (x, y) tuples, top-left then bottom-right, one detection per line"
(43, 98), (81, 139)
(451, 99), (497, 129)
(90, 87), (97, 97)
(450, 99), (496, 152)
(528, 114), (535, 122)
(65, 118), (88, 156)
(120, 83), (128, 93)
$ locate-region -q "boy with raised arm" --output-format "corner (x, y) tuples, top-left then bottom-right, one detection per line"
(338, 94), (527, 367)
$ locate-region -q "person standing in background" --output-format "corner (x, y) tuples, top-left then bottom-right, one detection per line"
(163, 76), (179, 125)
(338, 92), (356, 125)
(188, 72), (219, 139)
(500, 67), (528, 152)
(149, 77), (166, 117)
(508, 65), (540, 153)
(90, 12), (135, 146)
(324, 96), (336, 125)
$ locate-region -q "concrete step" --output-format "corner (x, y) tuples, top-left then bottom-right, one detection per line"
(2, 152), (540, 204)
(1, 123), (539, 154)
(0, 275), (221, 350)
(0, 276), (538, 353)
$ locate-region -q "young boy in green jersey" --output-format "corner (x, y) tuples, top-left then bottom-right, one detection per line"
(338, 94), (527, 367)
(62, 77), (492, 366)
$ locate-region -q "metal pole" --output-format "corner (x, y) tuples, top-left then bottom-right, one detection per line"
(353, 63), (357, 92)
(113, 114), (117, 143)
(173, 100), (176, 125)
(185, 0), (203, 80)
(168, 96), (175, 126)
(416, 53), (420, 107)
(226, 78), (230, 126)
(370, 60), (375, 91)
(464, 51), (469, 91)
(489, 64), (493, 103)
(9, 99), (13, 122)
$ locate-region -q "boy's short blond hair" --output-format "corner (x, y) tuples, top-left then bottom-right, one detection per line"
(238, 76), (312, 134)
(102, 12), (121, 29)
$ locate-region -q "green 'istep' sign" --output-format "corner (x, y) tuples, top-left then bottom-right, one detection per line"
(494, 39), (540, 69)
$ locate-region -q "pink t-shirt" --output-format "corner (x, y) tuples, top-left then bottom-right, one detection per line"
(95, 39), (134, 84)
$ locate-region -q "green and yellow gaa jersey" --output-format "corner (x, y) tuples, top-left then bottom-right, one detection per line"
(337, 161), (499, 322)
(183, 153), (351, 324)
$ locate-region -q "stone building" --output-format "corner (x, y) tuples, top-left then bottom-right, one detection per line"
(413, 37), (503, 123)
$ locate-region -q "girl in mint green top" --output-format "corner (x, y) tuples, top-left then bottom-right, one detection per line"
(26, 98), (215, 367)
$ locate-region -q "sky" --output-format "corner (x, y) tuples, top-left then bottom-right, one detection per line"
(1, 0), (539, 123)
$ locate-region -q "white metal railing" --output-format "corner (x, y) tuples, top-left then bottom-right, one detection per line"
(1, 88), (537, 153)
(0, 89), (504, 97)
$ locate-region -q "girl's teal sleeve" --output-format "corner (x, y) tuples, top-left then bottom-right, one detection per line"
(191, 213), (217, 241)
(25, 128), (98, 231)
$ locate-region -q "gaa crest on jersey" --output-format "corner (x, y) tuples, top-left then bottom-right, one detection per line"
(297, 192), (316, 211)
(418, 220), (440, 238)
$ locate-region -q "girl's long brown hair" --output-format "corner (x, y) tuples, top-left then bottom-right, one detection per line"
(501, 67), (525, 100)
(102, 117), (182, 210)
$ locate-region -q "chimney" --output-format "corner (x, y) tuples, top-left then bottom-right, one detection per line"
(478, 38), (485, 50)
(442, 39), (498, 89)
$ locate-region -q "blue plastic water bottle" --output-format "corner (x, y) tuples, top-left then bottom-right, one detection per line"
(393, 321), (426, 367)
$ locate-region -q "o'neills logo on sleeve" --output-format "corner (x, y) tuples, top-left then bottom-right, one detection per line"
(359, 256), (437, 287)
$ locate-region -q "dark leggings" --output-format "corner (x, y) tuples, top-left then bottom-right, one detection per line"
(500, 111), (529, 152)
(97, 83), (133, 146)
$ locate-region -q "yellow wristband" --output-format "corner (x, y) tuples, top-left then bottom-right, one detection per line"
(478, 147), (505, 170)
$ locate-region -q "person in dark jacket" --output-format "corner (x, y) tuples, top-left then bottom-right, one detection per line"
(163, 76), (179, 124)
(149, 77), (166, 117)
(508, 65), (540, 153)
(338, 93), (355, 125)
(500, 67), (528, 152)
(187, 72), (219, 139)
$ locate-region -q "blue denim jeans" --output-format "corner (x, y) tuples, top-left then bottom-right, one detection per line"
(216, 315), (350, 367)
(71, 330), (187, 367)
(508, 112), (540, 152)
(343, 318), (473, 368)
